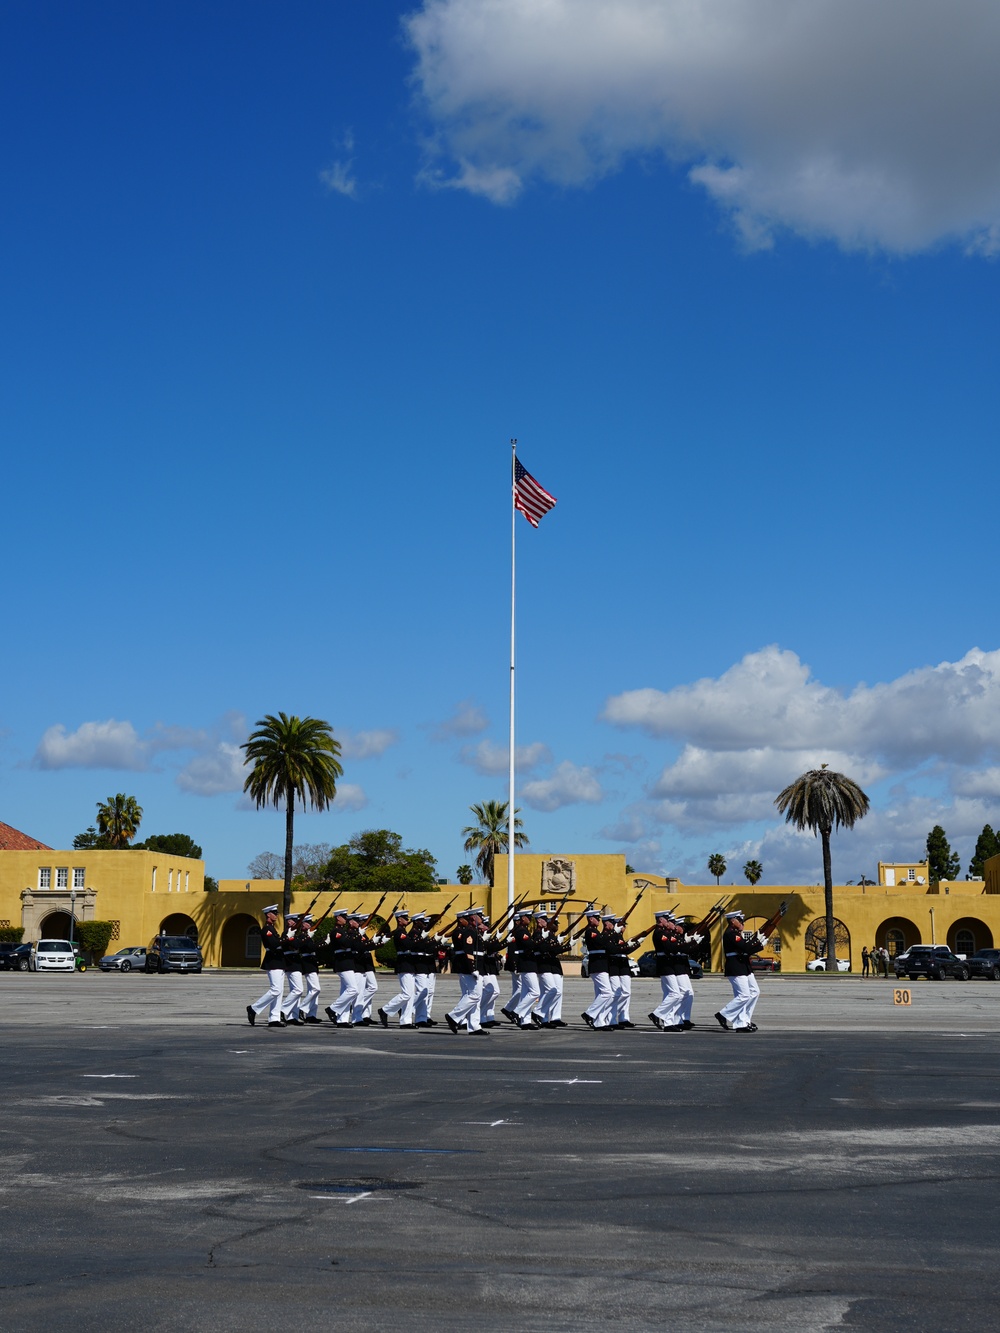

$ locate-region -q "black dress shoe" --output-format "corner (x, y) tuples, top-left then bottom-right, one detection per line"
(553, 1019), (567, 1026)
(336, 1021), (354, 1028)
(747, 1023), (758, 1032)
(377, 1007), (389, 1028)
(416, 1020), (430, 1027)
(325, 1006), (337, 1023)
(581, 1012), (595, 1028)
(445, 1013), (459, 1034)
(714, 1011), (729, 1031)
(619, 1020), (636, 1028)
(530, 1013), (543, 1027)
(470, 1029), (490, 1037)
(267, 1021), (284, 1029)
(304, 1016), (323, 1024)
(662, 1023), (684, 1031)
(500, 1007), (516, 1025)
(246, 1005), (256, 1027)
(648, 1012), (663, 1030)
(361, 1017), (373, 1026)
(286, 1017), (304, 1026)
(425, 1018), (438, 1026)
(682, 1020), (695, 1029)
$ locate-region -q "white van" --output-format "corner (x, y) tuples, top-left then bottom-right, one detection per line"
(32, 939), (76, 972)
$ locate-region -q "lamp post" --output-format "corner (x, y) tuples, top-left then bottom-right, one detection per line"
(69, 889), (76, 947)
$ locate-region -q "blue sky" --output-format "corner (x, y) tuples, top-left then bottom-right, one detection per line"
(3, 0), (1000, 887)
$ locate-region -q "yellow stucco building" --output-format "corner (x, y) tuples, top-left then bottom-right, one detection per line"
(3, 819), (1000, 972)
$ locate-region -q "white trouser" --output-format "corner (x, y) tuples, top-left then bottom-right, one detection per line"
(353, 970), (378, 1022)
(383, 972), (416, 1025)
(414, 972), (436, 1022)
(252, 968), (286, 1023)
(720, 973), (760, 1028)
(537, 972), (563, 1022)
(675, 973), (694, 1023)
(282, 969), (304, 1019)
(478, 974), (500, 1022)
(654, 974), (686, 1026)
(301, 969), (321, 1019)
(585, 971), (615, 1027)
(328, 969), (362, 1023)
(610, 974), (631, 1024)
(513, 970), (540, 1023)
(448, 973), (483, 1031)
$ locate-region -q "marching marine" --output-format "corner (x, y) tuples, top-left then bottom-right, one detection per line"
(715, 909), (767, 1032)
(247, 904), (286, 1028)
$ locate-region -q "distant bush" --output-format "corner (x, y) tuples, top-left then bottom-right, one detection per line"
(74, 921), (116, 958)
(0, 926), (25, 943)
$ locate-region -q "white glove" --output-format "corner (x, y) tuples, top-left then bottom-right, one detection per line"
(685, 933), (703, 945)
(756, 933), (770, 947)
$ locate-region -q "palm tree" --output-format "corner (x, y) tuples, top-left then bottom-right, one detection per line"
(462, 799), (528, 886)
(456, 864), (474, 885)
(707, 853), (727, 884)
(96, 794), (143, 848)
(743, 859), (763, 886)
(775, 765), (870, 973)
(242, 714), (343, 916)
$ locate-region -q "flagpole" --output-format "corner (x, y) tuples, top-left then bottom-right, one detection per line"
(508, 437), (517, 912)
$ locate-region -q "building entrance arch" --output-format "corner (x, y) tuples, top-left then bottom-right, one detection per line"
(221, 913), (261, 967)
(877, 917), (921, 957)
(37, 911), (74, 940)
(159, 913), (198, 943)
(805, 917), (851, 967)
(947, 917), (992, 956)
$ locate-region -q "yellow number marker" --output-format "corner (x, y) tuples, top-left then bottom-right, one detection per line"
(893, 988), (912, 1006)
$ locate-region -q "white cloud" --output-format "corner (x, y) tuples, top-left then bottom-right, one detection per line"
(34, 720), (148, 771)
(406, 0), (1000, 254)
(320, 130), (359, 198)
(430, 698), (490, 741)
(177, 743), (246, 796)
(521, 760), (604, 812)
(339, 729), (400, 760)
(333, 783), (368, 812)
(458, 738), (552, 776)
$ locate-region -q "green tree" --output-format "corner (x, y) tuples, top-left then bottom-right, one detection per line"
(775, 765), (870, 973)
(968, 824), (1000, 880)
(96, 794), (144, 848)
(707, 853), (727, 884)
(73, 825), (110, 850)
(323, 829), (437, 899)
(743, 859), (763, 886)
(242, 713), (344, 917)
(74, 920), (116, 960)
(456, 864), (474, 885)
(926, 825), (961, 884)
(462, 800), (528, 886)
(204, 875), (219, 893)
(135, 832), (203, 860)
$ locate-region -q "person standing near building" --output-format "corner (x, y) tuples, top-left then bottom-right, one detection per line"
(861, 945), (870, 978)
(378, 908), (419, 1028)
(298, 914), (323, 1024)
(582, 908), (614, 1029)
(445, 908), (488, 1035)
(247, 905), (286, 1028)
(715, 909), (767, 1032)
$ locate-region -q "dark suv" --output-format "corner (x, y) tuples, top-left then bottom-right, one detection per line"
(144, 935), (203, 974)
(964, 948), (1000, 980)
(0, 943), (31, 972)
(894, 945), (970, 981)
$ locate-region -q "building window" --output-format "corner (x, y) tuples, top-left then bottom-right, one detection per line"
(907, 868), (916, 882)
(38, 868), (51, 890)
(955, 929), (976, 956)
(245, 926), (262, 962)
(73, 868), (85, 889)
(151, 866), (157, 892)
(886, 928), (905, 957)
(185, 872), (190, 893)
(56, 868), (69, 889)
(168, 869), (173, 893)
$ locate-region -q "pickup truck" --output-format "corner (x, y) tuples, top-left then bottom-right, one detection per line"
(893, 945), (970, 981)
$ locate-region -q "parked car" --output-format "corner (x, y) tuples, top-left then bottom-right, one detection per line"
(31, 939), (77, 972)
(806, 958), (851, 972)
(144, 935), (203, 973)
(750, 956), (781, 973)
(0, 942), (32, 972)
(99, 946), (147, 973)
(636, 951), (705, 979)
(894, 945), (970, 981)
(965, 948), (1000, 980)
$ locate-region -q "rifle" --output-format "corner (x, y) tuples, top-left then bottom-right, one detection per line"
(567, 903), (600, 942)
(619, 883), (648, 929)
(424, 894), (459, 929)
(690, 896), (729, 937)
(308, 890), (345, 941)
(754, 899), (790, 942)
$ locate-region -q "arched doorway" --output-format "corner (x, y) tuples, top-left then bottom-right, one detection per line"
(744, 916), (781, 959)
(805, 917), (851, 967)
(159, 913), (198, 943)
(877, 917), (921, 957)
(38, 911), (74, 940)
(221, 913), (261, 967)
(948, 918), (993, 956)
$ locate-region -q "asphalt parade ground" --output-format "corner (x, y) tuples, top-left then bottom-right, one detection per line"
(3, 973), (1000, 1332)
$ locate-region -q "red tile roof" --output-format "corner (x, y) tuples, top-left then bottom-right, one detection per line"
(0, 821), (52, 851)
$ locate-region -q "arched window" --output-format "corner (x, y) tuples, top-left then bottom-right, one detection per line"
(245, 925), (261, 962)
(955, 929), (976, 956)
(886, 928), (905, 957)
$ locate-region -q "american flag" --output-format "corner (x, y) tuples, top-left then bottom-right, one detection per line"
(514, 458), (557, 528)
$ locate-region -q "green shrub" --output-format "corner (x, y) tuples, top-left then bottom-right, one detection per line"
(0, 926), (25, 943)
(74, 921), (116, 959)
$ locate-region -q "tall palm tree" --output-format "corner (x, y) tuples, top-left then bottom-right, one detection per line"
(242, 714), (343, 916)
(707, 853), (727, 884)
(456, 864), (474, 885)
(462, 799), (528, 886)
(743, 859), (763, 886)
(775, 765), (870, 973)
(96, 794), (143, 848)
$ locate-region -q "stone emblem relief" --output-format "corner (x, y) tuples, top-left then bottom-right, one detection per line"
(541, 858), (576, 897)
